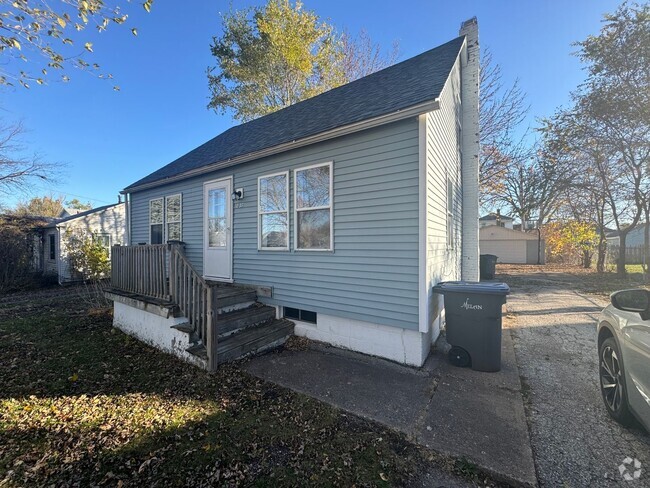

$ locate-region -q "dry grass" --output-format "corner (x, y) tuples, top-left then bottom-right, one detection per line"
(0, 288), (498, 487)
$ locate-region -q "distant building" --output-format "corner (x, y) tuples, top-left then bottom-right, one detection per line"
(479, 212), (514, 229)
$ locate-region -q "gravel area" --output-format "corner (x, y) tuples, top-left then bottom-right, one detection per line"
(504, 269), (650, 487)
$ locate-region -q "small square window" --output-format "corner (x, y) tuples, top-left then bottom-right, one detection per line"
(283, 307), (317, 324)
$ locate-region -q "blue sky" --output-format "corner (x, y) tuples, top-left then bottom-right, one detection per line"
(0, 0), (620, 208)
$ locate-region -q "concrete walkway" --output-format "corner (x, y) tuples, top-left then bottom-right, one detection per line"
(504, 270), (650, 487)
(245, 331), (537, 487)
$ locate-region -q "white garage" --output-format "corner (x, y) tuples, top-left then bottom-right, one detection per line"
(479, 225), (545, 264)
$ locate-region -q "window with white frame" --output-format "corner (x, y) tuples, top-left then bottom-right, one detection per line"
(150, 194), (182, 244)
(165, 194), (182, 241)
(258, 172), (289, 250)
(447, 178), (454, 249)
(295, 162), (332, 251)
(94, 233), (111, 251)
(150, 198), (164, 244)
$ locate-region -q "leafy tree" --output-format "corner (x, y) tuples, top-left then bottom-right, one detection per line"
(207, 0), (397, 122)
(0, 0), (154, 89)
(542, 2), (650, 276)
(66, 198), (92, 211)
(65, 228), (110, 280)
(543, 220), (598, 268)
(14, 194), (65, 217)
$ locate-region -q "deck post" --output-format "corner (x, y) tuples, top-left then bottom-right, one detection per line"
(206, 285), (219, 371)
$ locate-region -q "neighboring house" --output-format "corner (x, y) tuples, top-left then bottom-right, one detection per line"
(479, 213), (514, 229)
(109, 19), (481, 369)
(480, 225), (545, 264)
(39, 203), (126, 284)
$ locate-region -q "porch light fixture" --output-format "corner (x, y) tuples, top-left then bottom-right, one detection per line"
(231, 188), (244, 200)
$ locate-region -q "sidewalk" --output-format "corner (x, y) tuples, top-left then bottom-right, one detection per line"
(245, 330), (537, 487)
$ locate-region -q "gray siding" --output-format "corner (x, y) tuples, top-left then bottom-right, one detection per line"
(130, 119), (420, 330)
(424, 56), (463, 332)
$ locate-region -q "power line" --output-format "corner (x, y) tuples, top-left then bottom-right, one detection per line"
(30, 186), (115, 205)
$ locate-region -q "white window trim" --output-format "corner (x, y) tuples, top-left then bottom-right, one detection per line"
(165, 193), (183, 242)
(293, 161), (334, 252)
(149, 194), (183, 244)
(447, 177), (454, 250)
(258, 171), (290, 251)
(149, 197), (164, 244)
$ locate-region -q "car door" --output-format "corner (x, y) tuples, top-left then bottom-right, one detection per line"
(621, 312), (650, 426)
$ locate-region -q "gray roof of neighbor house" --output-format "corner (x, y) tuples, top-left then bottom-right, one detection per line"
(125, 35), (466, 192)
(480, 213), (514, 221)
(42, 202), (122, 228)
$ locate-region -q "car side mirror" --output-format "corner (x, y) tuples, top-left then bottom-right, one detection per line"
(611, 289), (650, 320)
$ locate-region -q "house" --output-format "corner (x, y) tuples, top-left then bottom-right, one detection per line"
(38, 202), (126, 284)
(479, 225), (545, 264)
(108, 19), (480, 369)
(479, 212), (514, 229)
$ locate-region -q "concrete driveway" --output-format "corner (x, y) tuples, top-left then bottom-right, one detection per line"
(502, 266), (650, 487)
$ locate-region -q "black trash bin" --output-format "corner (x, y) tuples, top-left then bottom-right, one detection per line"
(432, 281), (510, 372)
(480, 254), (498, 280)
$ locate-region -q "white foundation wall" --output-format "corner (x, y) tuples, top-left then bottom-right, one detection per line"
(113, 301), (206, 368)
(294, 313), (431, 367)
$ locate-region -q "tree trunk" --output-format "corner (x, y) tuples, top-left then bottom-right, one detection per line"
(596, 231), (606, 273)
(644, 207), (649, 277)
(617, 233), (627, 277)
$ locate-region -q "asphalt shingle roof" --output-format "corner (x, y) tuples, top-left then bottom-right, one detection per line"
(126, 36), (465, 191)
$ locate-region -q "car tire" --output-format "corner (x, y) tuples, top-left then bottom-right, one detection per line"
(599, 337), (635, 426)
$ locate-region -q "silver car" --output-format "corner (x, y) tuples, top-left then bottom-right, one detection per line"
(598, 289), (650, 431)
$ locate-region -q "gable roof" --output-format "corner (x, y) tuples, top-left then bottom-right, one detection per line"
(480, 213), (514, 221)
(125, 35), (466, 192)
(42, 202), (123, 228)
(480, 225), (539, 240)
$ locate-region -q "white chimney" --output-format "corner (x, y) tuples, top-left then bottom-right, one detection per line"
(459, 17), (480, 281)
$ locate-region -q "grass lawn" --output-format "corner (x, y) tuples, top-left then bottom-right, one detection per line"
(0, 288), (487, 487)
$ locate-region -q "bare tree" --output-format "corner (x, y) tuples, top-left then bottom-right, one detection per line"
(0, 121), (59, 205)
(479, 48), (529, 205)
(339, 29), (399, 81)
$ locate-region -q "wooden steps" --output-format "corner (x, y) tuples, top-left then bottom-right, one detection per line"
(176, 283), (293, 366)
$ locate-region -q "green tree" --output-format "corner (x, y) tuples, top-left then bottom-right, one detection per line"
(0, 0), (154, 89)
(14, 194), (65, 217)
(66, 198), (92, 211)
(207, 0), (397, 122)
(65, 228), (110, 280)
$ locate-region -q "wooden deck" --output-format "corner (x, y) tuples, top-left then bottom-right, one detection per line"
(109, 243), (293, 369)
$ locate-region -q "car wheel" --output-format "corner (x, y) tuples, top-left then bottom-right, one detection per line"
(599, 337), (634, 426)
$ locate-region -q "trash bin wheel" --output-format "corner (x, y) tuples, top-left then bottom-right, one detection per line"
(448, 346), (471, 367)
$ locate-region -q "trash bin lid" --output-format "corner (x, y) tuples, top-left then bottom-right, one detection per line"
(432, 281), (510, 295)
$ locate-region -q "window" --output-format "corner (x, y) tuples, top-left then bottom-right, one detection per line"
(284, 307), (317, 324)
(207, 187), (227, 248)
(258, 172), (289, 250)
(447, 178), (454, 249)
(295, 162), (332, 251)
(49, 234), (55, 260)
(94, 233), (111, 250)
(150, 198), (163, 244)
(150, 195), (182, 244)
(165, 194), (182, 241)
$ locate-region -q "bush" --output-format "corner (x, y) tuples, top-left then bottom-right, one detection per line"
(65, 228), (111, 281)
(0, 216), (44, 292)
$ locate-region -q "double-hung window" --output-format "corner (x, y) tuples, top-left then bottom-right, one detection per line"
(295, 162), (332, 251)
(258, 172), (289, 250)
(165, 194), (182, 241)
(149, 194), (182, 244)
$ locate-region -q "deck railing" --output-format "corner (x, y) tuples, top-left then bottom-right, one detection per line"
(111, 243), (218, 369)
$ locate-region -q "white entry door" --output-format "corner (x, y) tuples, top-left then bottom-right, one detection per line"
(204, 178), (232, 280)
